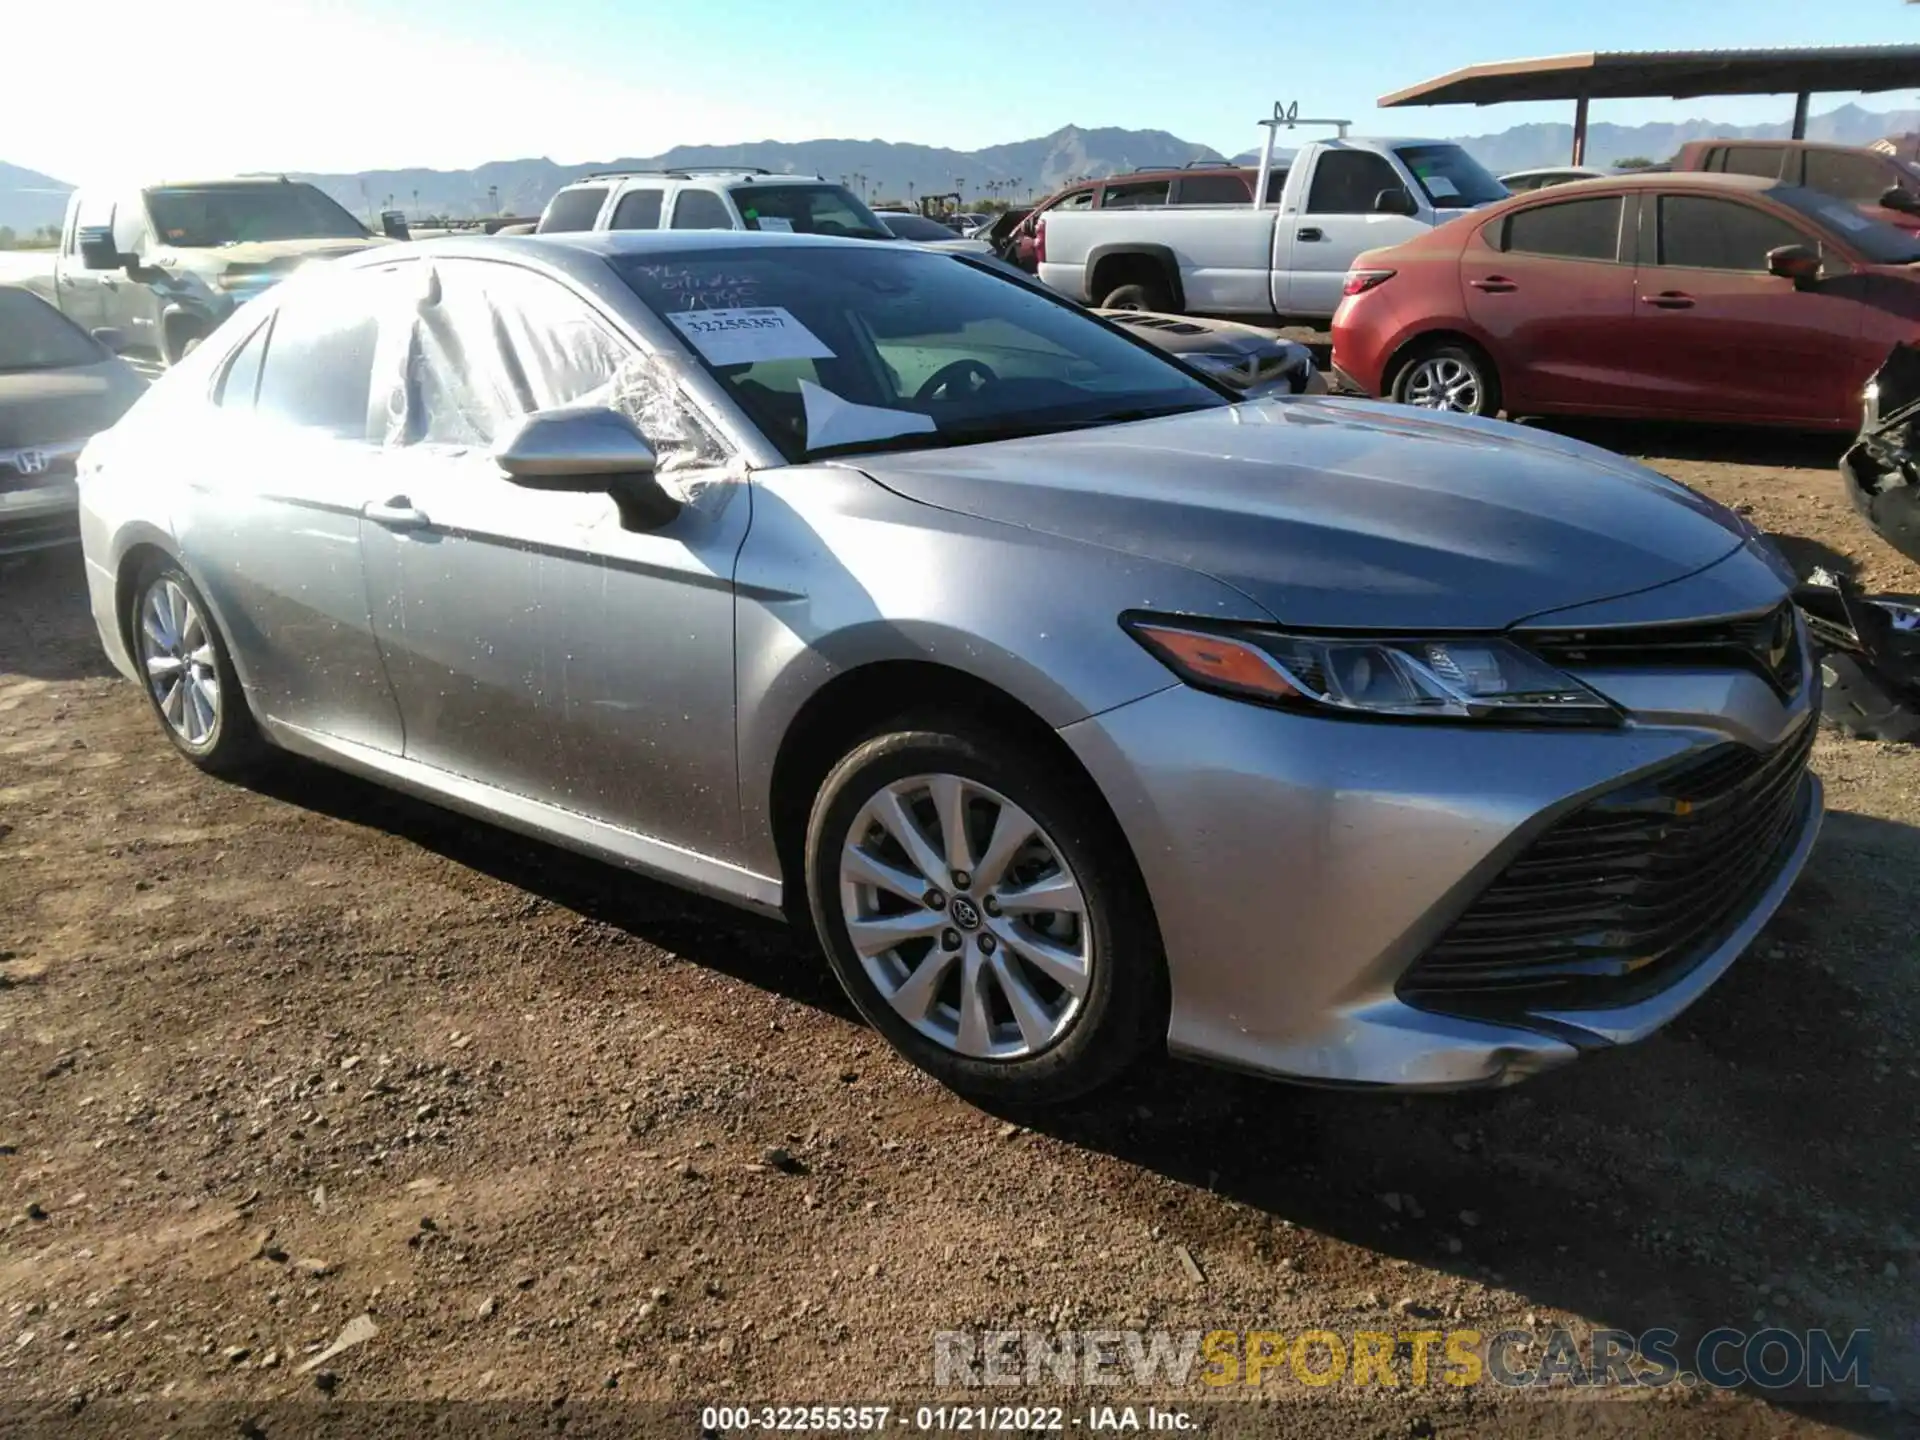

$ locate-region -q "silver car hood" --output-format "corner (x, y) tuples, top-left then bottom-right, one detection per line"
(851, 398), (1752, 630)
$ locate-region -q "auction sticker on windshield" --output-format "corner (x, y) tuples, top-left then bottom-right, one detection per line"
(666, 307), (835, 366)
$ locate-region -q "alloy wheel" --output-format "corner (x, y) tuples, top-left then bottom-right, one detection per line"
(139, 578), (221, 747)
(838, 773), (1092, 1061)
(1402, 356), (1483, 413)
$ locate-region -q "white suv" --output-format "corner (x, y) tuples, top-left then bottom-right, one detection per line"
(535, 168), (893, 240)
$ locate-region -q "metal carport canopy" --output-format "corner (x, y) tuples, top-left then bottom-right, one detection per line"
(1379, 46), (1920, 164)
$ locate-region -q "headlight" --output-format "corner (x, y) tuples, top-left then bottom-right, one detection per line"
(1123, 617), (1620, 725)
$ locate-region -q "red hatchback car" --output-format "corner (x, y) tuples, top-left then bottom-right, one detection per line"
(1331, 172), (1920, 430)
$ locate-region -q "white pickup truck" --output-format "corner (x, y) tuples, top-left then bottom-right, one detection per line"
(1035, 134), (1509, 322)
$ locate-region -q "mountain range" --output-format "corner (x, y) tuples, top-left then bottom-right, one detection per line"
(4, 103), (1916, 231)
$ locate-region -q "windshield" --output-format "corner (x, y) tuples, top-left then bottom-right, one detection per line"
(728, 184), (890, 241)
(0, 287), (102, 372)
(1771, 185), (1920, 263)
(613, 245), (1227, 462)
(877, 212), (963, 241)
(1396, 144), (1509, 209)
(145, 183), (368, 246)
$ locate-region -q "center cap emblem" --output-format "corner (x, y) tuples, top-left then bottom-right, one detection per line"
(949, 896), (982, 931)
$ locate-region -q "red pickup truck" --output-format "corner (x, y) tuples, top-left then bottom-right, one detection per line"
(1671, 139), (1920, 234)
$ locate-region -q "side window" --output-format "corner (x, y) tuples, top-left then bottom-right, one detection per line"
(216, 320), (272, 409)
(1173, 173), (1250, 204)
(609, 188), (664, 229)
(69, 191), (114, 257)
(1055, 189), (1096, 212)
(253, 270), (392, 439)
(537, 186), (608, 234)
(1719, 146), (1785, 180)
(112, 194), (153, 256)
(670, 190), (734, 230)
(1656, 195), (1807, 271)
(1101, 179), (1171, 208)
(1499, 196), (1623, 261)
(1804, 150), (1893, 205)
(1305, 151), (1405, 215)
(403, 262), (629, 449)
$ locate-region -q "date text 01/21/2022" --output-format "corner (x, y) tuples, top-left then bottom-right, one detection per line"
(698, 1405), (1196, 1432)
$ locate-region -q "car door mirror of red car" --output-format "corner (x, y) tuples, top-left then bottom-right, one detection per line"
(1766, 244), (1824, 289)
(1879, 186), (1920, 215)
(494, 405), (681, 531)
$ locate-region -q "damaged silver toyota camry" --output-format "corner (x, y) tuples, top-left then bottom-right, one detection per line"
(77, 231), (1821, 1103)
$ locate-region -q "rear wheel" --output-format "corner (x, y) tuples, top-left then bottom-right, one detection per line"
(1391, 341), (1501, 417)
(1099, 279), (1172, 312)
(805, 723), (1165, 1106)
(129, 558), (266, 775)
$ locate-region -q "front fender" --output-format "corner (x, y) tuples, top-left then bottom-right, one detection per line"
(732, 463), (1269, 872)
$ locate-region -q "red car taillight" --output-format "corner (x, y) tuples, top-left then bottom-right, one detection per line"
(1342, 268), (1395, 297)
(1035, 217), (1047, 265)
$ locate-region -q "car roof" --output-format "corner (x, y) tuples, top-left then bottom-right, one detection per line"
(1508, 171), (1775, 195)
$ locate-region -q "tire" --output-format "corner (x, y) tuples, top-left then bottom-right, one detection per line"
(805, 722), (1166, 1106)
(1390, 341), (1501, 417)
(128, 558), (267, 775)
(1099, 280), (1171, 312)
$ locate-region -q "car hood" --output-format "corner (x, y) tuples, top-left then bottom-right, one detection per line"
(0, 358), (146, 449)
(850, 398), (1751, 630)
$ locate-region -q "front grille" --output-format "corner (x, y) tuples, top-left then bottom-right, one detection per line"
(0, 511), (81, 554)
(1527, 601), (1804, 699)
(0, 458), (77, 494)
(1400, 717), (1816, 1007)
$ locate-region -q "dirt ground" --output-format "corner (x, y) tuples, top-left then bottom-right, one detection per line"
(3, 421), (1919, 1440)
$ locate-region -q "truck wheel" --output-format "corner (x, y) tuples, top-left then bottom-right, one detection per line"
(1100, 281), (1172, 313)
(1391, 341), (1501, 417)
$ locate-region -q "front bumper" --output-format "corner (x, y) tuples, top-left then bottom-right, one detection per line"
(1060, 672), (1822, 1090)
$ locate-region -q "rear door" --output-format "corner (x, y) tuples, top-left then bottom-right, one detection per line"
(175, 264), (414, 751)
(1282, 148), (1426, 317)
(1462, 191), (1638, 410)
(1632, 190), (1867, 424)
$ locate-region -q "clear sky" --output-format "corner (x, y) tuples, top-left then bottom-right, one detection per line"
(12, 0), (1917, 184)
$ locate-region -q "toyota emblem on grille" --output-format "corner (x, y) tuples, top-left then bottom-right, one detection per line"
(12, 449), (49, 476)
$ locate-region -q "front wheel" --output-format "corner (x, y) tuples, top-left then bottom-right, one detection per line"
(805, 724), (1165, 1106)
(1391, 341), (1501, 417)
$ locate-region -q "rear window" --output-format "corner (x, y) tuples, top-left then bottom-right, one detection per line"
(609, 189), (663, 229)
(539, 187), (609, 233)
(0, 286), (101, 372)
(1715, 146), (1785, 180)
(729, 184), (888, 240)
(1499, 196), (1623, 261)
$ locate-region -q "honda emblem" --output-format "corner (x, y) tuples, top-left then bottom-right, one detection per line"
(12, 450), (49, 476)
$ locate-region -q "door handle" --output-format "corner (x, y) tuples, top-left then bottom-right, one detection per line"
(363, 496), (430, 530)
(1469, 276), (1517, 293)
(1296, 227), (1324, 242)
(99, 276), (118, 289)
(1641, 292), (1695, 309)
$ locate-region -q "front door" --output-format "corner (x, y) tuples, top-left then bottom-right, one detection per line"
(1632, 191), (1868, 425)
(1461, 191), (1639, 411)
(54, 193), (111, 334)
(357, 258), (748, 858)
(176, 266), (411, 752)
(1282, 148), (1428, 317)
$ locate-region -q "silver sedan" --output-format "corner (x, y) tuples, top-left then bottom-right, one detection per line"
(77, 232), (1821, 1103)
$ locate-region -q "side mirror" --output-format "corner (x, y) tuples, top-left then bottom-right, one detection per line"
(380, 209), (412, 241)
(1373, 187), (1419, 217)
(493, 406), (680, 530)
(77, 226), (122, 271)
(90, 326), (130, 354)
(1767, 243), (1823, 288)
(1879, 186), (1920, 215)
